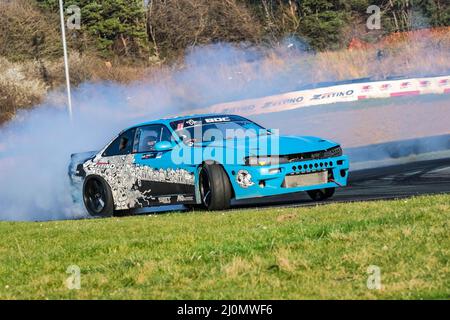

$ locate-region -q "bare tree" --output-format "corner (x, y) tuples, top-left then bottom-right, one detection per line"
(146, 0), (263, 58)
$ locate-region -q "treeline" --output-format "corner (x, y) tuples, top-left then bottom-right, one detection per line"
(0, 0), (448, 124)
(1, 0), (448, 63)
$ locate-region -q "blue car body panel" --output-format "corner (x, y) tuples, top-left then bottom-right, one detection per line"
(222, 156), (349, 200)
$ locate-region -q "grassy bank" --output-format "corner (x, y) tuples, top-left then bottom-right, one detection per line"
(0, 194), (449, 299)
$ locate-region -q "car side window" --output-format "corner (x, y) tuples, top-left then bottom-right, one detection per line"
(103, 128), (136, 157)
(134, 125), (172, 153)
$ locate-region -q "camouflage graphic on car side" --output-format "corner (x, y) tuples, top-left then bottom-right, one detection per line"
(83, 155), (195, 210)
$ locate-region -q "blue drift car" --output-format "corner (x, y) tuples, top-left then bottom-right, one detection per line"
(69, 114), (349, 216)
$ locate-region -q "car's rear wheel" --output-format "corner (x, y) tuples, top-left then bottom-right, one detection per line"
(83, 176), (114, 217)
(307, 187), (335, 201)
(199, 163), (232, 210)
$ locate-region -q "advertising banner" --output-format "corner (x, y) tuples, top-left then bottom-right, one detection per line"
(193, 75), (450, 116)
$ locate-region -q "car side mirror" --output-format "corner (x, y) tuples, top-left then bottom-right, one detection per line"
(154, 141), (174, 152)
(267, 128), (278, 135)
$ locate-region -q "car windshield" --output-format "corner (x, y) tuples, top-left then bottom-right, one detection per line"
(170, 116), (269, 146)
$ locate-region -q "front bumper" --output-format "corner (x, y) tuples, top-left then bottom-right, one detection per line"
(224, 155), (349, 200)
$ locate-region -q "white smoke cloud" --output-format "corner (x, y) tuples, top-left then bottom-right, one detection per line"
(0, 41), (311, 221)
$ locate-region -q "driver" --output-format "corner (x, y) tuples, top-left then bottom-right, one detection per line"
(141, 135), (157, 152)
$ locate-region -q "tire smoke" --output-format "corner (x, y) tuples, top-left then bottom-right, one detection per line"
(0, 41), (311, 221)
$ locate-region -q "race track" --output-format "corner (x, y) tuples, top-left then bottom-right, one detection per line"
(232, 157), (450, 209)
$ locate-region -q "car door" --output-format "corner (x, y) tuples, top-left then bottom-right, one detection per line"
(132, 124), (196, 207)
(93, 127), (137, 210)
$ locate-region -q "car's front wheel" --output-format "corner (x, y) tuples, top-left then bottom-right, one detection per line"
(307, 187), (335, 201)
(83, 176), (114, 217)
(199, 163), (232, 210)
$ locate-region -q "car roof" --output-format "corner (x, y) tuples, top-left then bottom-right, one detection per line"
(124, 113), (240, 131)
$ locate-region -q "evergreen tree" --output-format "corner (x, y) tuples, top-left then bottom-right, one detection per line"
(36, 0), (149, 58)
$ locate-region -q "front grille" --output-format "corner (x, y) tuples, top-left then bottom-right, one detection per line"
(244, 146), (342, 166)
(286, 146), (342, 162)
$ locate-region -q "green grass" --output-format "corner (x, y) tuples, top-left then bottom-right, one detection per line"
(0, 195), (449, 299)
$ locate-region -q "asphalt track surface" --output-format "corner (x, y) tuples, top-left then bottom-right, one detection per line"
(231, 157), (450, 209)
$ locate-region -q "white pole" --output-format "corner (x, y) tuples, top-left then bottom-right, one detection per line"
(59, 0), (73, 120)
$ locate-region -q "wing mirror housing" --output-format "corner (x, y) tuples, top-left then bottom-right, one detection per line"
(154, 141), (174, 152)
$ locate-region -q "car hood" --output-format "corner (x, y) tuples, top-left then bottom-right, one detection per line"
(200, 135), (338, 156)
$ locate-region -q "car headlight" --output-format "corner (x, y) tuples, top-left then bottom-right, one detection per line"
(324, 146), (343, 158)
(245, 156), (289, 166)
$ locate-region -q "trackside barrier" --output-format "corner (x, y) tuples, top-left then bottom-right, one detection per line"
(193, 75), (450, 116)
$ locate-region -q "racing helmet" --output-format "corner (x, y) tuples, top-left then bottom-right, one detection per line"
(142, 135), (157, 151)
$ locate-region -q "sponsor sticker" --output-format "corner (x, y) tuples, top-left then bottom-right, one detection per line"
(158, 197), (171, 204)
(205, 117), (231, 123)
(400, 81), (411, 88)
(177, 195), (194, 202)
(262, 96), (304, 109)
(419, 80), (430, 87)
(311, 90), (354, 100)
(185, 119), (202, 126)
(361, 85), (372, 92)
(223, 105), (255, 113)
(380, 83), (391, 91)
(87, 162), (115, 169)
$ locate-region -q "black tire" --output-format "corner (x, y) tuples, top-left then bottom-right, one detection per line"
(199, 163), (232, 210)
(83, 176), (114, 217)
(307, 187), (335, 201)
